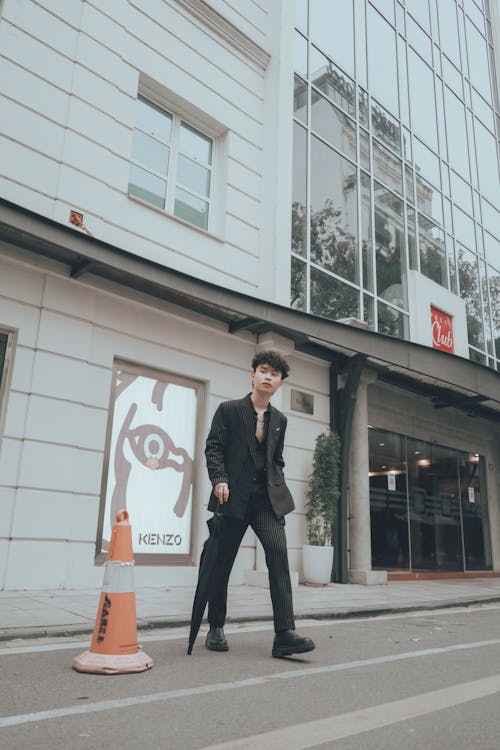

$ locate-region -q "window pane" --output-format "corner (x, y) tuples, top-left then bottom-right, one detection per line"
(447, 234), (458, 294)
(444, 87), (470, 179)
(294, 74), (308, 124)
(294, 29), (308, 78)
(474, 118), (500, 204)
(479, 258), (494, 354)
(406, 0), (430, 31)
(484, 231), (500, 270)
(373, 140), (403, 195)
(408, 49), (438, 151)
(458, 245), (485, 348)
(471, 88), (495, 131)
(405, 165), (415, 204)
(128, 164), (166, 209)
(361, 172), (374, 292)
(132, 132), (170, 175)
(310, 136), (358, 282)
(136, 97), (172, 142)
(374, 182), (407, 308)
(174, 188), (209, 230)
(453, 206), (475, 249)
(295, 0), (307, 32)
(442, 56), (463, 97)
(407, 15), (432, 65)
(488, 265), (500, 358)
(291, 255), (307, 310)
(370, 0), (395, 24)
(450, 170), (473, 215)
(416, 178), (443, 226)
(438, 0), (460, 65)
(418, 215), (447, 287)
(465, 17), (492, 101)
(367, 5), (399, 114)
(179, 123), (212, 164)
(292, 122), (307, 257)
(377, 302), (408, 338)
(408, 206), (417, 270)
(371, 100), (401, 155)
(413, 137), (440, 189)
(177, 154), (210, 197)
(311, 89), (356, 160)
(360, 128), (370, 170)
(310, 46), (355, 115)
(310, 267), (359, 320)
(482, 199), (500, 244)
(309, 0), (355, 76)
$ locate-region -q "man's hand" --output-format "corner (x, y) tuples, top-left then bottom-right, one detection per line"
(214, 483), (230, 503)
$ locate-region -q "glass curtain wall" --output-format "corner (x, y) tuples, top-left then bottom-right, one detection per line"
(292, 0), (500, 368)
(369, 427), (492, 572)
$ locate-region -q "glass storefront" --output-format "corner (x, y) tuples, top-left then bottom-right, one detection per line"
(369, 427), (492, 572)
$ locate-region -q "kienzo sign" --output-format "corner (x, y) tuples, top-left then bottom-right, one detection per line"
(431, 306), (454, 353)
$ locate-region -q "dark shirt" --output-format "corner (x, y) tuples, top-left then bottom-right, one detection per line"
(253, 407), (269, 475)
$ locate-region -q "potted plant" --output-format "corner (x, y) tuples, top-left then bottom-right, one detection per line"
(303, 430), (340, 585)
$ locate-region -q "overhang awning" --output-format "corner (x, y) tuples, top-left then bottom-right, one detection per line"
(1, 197), (499, 422)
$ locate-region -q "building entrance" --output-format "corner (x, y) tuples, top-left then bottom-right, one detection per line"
(369, 428), (492, 573)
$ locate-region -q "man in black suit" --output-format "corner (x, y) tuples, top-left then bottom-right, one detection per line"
(205, 350), (315, 658)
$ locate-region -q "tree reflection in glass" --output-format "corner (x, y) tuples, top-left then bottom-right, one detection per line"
(310, 136), (358, 283)
(458, 246), (485, 349)
(374, 182), (407, 310)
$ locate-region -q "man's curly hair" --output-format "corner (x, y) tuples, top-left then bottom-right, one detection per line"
(251, 350), (290, 380)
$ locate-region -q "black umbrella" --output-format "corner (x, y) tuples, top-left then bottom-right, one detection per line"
(187, 506), (225, 655)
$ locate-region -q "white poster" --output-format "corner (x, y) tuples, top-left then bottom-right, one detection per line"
(388, 473), (396, 492)
(468, 486), (475, 504)
(102, 369), (196, 555)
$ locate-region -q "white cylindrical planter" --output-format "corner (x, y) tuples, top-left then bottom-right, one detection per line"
(302, 545), (334, 585)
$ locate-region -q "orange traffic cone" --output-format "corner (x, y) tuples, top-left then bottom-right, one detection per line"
(73, 509), (153, 675)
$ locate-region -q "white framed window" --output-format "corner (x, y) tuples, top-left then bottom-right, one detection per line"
(128, 95), (214, 231)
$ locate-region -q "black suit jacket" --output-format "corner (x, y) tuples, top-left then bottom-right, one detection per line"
(205, 393), (295, 520)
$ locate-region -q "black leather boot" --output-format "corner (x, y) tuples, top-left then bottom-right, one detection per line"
(205, 626), (229, 652)
(272, 629), (315, 658)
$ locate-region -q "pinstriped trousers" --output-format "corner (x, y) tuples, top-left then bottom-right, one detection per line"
(208, 484), (295, 633)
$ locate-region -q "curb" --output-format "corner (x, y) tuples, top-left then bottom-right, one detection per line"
(2, 595), (500, 643)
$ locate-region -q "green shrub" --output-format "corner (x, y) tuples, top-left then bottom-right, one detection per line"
(305, 430), (340, 546)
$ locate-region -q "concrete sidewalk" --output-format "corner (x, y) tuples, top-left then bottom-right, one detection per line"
(2, 577), (500, 641)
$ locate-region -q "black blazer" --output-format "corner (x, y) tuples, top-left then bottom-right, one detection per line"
(205, 393), (295, 520)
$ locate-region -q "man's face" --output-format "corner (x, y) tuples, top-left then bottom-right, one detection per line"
(251, 363), (283, 397)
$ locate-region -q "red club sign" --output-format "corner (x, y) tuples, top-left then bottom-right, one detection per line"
(431, 306), (454, 353)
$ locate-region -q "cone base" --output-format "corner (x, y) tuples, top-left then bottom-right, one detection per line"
(72, 648), (153, 675)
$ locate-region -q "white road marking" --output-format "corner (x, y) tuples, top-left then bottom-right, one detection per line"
(1, 603), (500, 655)
(202, 673), (500, 750)
(0, 638), (499, 728)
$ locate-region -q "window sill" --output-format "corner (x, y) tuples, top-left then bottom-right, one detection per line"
(127, 193), (224, 244)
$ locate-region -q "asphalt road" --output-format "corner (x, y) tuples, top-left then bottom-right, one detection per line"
(2, 603), (500, 749)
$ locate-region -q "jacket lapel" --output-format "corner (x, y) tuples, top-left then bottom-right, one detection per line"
(266, 407), (280, 463)
(240, 395), (258, 466)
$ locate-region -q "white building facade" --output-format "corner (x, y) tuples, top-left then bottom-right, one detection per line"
(0, 0), (499, 590)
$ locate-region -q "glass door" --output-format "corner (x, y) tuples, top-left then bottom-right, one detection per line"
(407, 440), (463, 572)
(369, 429), (409, 570)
